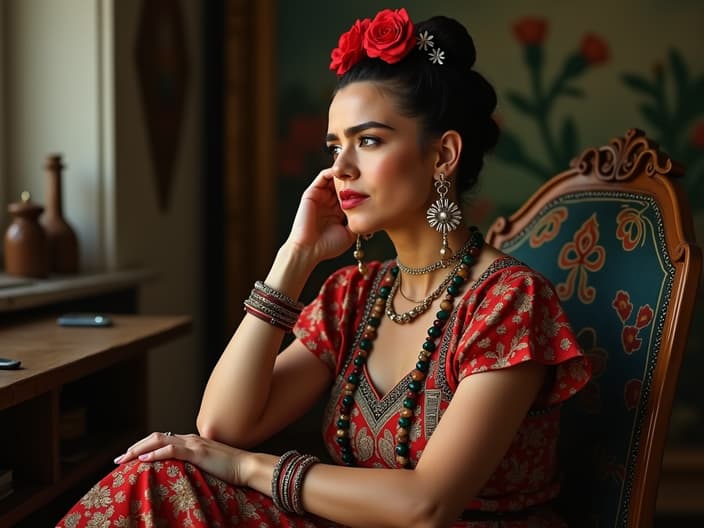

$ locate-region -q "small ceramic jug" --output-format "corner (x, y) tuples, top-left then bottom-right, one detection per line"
(4, 191), (50, 278)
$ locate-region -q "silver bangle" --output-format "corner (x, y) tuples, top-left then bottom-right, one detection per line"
(271, 450), (299, 511)
(254, 281), (304, 311)
(291, 454), (320, 515)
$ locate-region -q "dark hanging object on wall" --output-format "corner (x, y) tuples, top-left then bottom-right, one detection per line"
(4, 191), (50, 278)
(135, 0), (190, 212)
(41, 154), (80, 274)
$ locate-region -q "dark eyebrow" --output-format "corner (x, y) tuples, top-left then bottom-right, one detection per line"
(325, 121), (395, 142)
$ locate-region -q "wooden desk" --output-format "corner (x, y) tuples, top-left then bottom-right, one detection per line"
(0, 314), (191, 527)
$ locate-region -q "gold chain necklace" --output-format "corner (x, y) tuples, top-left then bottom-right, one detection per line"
(385, 257), (464, 324)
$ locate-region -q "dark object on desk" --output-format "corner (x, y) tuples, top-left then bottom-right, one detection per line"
(0, 358), (22, 370)
(3, 191), (49, 278)
(57, 313), (113, 327)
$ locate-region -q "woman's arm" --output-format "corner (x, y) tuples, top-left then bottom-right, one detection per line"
(197, 170), (355, 447)
(243, 361), (546, 528)
(123, 351), (543, 527)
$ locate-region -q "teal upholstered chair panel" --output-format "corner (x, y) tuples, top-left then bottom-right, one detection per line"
(486, 129), (702, 528)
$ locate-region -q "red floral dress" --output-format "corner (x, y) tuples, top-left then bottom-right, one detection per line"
(57, 257), (591, 528)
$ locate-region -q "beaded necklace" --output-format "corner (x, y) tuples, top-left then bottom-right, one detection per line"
(335, 228), (484, 468)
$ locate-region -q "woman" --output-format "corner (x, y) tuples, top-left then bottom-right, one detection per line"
(59, 9), (590, 528)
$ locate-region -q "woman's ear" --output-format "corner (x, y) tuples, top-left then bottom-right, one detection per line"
(434, 130), (462, 175)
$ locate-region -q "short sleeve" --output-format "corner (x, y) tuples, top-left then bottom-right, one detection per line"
(455, 267), (591, 407)
(293, 262), (383, 377)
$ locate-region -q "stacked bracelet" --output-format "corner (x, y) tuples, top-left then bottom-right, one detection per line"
(243, 281), (304, 332)
(271, 450), (320, 515)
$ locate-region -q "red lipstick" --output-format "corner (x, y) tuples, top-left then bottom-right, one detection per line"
(339, 189), (369, 210)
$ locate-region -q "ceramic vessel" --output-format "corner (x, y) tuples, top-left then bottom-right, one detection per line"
(41, 154), (79, 273)
(4, 191), (49, 277)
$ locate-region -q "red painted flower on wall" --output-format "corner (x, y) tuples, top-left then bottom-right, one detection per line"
(580, 33), (609, 65)
(512, 17), (548, 46)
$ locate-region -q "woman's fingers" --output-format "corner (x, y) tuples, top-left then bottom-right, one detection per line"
(113, 433), (243, 485)
(114, 431), (178, 464)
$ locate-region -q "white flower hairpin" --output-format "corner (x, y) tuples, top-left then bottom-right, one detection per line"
(416, 30), (445, 65)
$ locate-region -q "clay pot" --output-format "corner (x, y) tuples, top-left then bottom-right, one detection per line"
(41, 154), (79, 273)
(4, 191), (50, 278)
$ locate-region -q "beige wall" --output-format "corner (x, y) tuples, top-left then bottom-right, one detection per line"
(2, 0), (203, 433)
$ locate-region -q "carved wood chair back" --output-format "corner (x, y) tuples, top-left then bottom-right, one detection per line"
(485, 129), (702, 527)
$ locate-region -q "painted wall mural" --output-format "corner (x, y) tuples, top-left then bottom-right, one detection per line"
(276, 1), (704, 445)
(496, 16), (610, 180)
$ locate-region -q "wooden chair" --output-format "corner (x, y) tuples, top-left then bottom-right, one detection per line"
(485, 129), (702, 527)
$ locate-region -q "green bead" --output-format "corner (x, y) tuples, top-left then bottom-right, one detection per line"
(408, 380), (422, 392)
(342, 395), (354, 407)
(452, 275), (464, 285)
(391, 266), (399, 276)
(379, 286), (391, 298)
(353, 355), (366, 366)
(337, 418), (350, 429)
(398, 416), (411, 428)
(462, 254), (475, 266)
(436, 310), (449, 320)
(342, 453), (355, 464)
(416, 360), (429, 372)
(447, 284), (459, 296)
(368, 316), (381, 327)
(422, 340), (436, 352)
(403, 398), (416, 409)
(359, 339), (372, 351)
(395, 444), (409, 456)
(427, 326), (441, 338)
(347, 373), (359, 384)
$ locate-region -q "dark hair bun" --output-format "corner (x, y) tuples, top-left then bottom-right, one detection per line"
(416, 16), (476, 69)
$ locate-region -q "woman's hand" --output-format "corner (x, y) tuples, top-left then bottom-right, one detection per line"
(287, 169), (356, 263)
(113, 432), (250, 486)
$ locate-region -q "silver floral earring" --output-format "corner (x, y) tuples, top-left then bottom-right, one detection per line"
(426, 173), (462, 260)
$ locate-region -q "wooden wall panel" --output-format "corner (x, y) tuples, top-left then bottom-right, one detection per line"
(223, 0), (276, 333)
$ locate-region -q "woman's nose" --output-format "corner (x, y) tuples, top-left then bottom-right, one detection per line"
(331, 154), (359, 180)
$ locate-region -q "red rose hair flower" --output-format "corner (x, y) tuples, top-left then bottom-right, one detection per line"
(329, 8), (417, 76)
(330, 18), (370, 76)
(363, 8), (415, 64)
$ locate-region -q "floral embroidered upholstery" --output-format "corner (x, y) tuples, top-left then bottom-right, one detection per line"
(486, 129), (702, 527)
